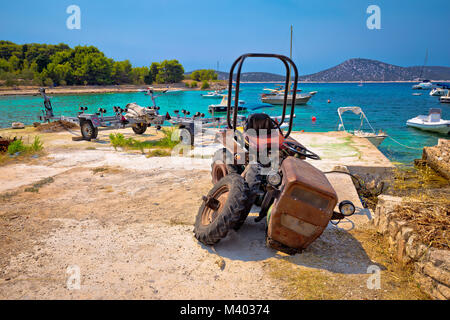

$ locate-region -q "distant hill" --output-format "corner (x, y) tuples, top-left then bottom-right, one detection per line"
(188, 58), (450, 82)
(299, 58), (450, 82)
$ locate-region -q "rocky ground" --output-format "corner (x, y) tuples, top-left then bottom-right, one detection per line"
(0, 127), (429, 299)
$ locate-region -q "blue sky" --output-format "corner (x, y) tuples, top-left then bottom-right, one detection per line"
(1, 0), (449, 75)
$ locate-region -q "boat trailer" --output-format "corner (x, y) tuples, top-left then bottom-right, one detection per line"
(37, 88), (292, 145)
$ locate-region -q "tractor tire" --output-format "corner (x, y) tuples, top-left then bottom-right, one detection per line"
(194, 174), (251, 245)
(132, 123), (147, 134)
(211, 148), (244, 184)
(80, 121), (98, 140)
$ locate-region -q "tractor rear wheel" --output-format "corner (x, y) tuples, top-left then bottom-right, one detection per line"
(194, 174), (251, 245)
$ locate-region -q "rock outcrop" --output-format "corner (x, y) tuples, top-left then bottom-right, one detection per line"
(422, 139), (450, 180)
(372, 195), (450, 300)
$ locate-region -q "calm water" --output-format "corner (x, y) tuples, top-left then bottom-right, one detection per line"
(0, 83), (448, 164)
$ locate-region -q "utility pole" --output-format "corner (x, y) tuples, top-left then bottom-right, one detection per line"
(288, 25), (293, 95)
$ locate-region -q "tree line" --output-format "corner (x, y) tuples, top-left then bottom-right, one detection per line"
(0, 41), (185, 86)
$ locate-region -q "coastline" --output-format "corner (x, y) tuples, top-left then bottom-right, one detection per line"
(1, 80), (449, 97)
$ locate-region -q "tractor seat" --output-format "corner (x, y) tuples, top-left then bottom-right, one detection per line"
(244, 113), (283, 150)
(245, 113), (276, 134)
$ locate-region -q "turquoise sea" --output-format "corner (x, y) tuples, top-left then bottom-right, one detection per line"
(0, 82), (448, 164)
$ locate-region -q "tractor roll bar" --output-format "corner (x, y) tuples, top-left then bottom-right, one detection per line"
(226, 53), (299, 138)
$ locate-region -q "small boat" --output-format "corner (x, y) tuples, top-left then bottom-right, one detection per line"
(358, 80), (363, 87)
(208, 95), (246, 113)
(309, 91), (318, 96)
(430, 86), (449, 97)
(337, 106), (387, 147)
(407, 108), (450, 134)
(412, 80), (433, 90)
(163, 89), (183, 94)
(261, 92), (311, 105)
(412, 93), (422, 96)
(201, 91), (224, 98)
(439, 91), (450, 103)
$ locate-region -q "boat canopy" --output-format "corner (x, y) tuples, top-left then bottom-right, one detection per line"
(337, 106), (376, 133)
(337, 106), (363, 117)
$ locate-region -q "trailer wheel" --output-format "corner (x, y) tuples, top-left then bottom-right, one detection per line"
(211, 148), (244, 184)
(178, 127), (194, 146)
(132, 123), (147, 135)
(80, 121), (98, 140)
(194, 174), (251, 245)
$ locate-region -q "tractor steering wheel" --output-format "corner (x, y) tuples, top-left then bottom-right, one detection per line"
(283, 141), (321, 160)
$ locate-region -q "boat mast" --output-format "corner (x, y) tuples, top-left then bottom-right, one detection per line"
(419, 49), (428, 80)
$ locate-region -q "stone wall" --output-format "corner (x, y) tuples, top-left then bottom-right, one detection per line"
(372, 195), (450, 300)
(422, 139), (450, 180)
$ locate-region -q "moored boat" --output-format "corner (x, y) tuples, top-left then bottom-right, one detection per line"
(430, 86), (449, 96)
(406, 108), (450, 134)
(337, 106), (387, 147)
(412, 79), (433, 90)
(201, 90), (224, 98)
(439, 91), (450, 103)
(208, 95), (246, 113)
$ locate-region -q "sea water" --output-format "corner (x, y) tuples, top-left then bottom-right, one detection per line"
(0, 82), (448, 164)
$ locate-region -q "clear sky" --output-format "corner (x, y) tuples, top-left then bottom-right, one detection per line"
(1, 0), (449, 75)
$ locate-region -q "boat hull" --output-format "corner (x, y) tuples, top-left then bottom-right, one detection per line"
(261, 95), (311, 105)
(407, 121), (450, 134)
(208, 106), (247, 113)
(439, 96), (450, 103)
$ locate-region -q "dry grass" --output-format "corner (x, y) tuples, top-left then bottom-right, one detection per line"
(350, 227), (431, 300)
(267, 259), (343, 300)
(91, 166), (123, 175)
(24, 177), (54, 193)
(390, 165), (449, 196)
(267, 227), (430, 300)
(392, 196), (449, 250)
(35, 120), (79, 133)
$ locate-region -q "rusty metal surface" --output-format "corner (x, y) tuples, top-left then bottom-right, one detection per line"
(211, 163), (228, 184)
(201, 185), (229, 226)
(267, 157), (338, 250)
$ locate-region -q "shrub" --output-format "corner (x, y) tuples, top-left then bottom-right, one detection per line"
(190, 81), (197, 88)
(201, 80), (210, 89)
(30, 136), (44, 152)
(7, 140), (26, 154)
(6, 136), (43, 155)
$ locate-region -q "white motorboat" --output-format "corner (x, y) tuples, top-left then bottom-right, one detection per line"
(209, 95), (246, 113)
(440, 91), (450, 103)
(337, 106), (387, 147)
(261, 93), (311, 105)
(201, 90), (224, 98)
(412, 80), (433, 90)
(430, 86), (449, 96)
(406, 108), (450, 134)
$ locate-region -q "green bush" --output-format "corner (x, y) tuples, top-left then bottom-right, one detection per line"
(6, 136), (43, 155)
(190, 81), (197, 88)
(7, 140), (26, 154)
(109, 129), (178, 154)
(30, 136), (44, 152)
(201, 80), (210, 89)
